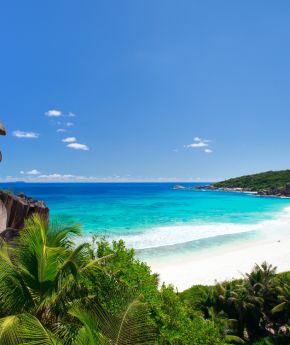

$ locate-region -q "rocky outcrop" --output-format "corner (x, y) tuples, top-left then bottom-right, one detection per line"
(0, 190), (49, 237)
(0, 122), (6, 162)
(0, 122), (6, 136)
(173, 185), (188, 190)
(193, 183), (290, 198)
(0, 122), (41, 238)
(0, 200), (7, 232)
(285, 183), (290, 196)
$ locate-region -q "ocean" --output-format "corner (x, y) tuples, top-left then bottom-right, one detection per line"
(4, 182), (290, 263)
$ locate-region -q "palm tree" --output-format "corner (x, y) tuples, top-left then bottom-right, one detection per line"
(0, 215), (98, 322)
(67, 295), (155, 345)
(272, 282), (290, 335)
(0, 215), (155, 345)
(244, 262), (281, 337)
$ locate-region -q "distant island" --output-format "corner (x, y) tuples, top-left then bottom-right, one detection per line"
(175, 170), (290, 197)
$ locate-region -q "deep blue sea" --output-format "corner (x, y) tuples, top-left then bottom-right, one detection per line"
(3, 182), (290, 261)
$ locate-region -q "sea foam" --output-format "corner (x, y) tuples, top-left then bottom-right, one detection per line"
(112, 206), (290, 250)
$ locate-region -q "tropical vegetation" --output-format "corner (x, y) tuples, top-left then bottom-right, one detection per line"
(0, 215), (289, 344)
(214, 170), (290, 192)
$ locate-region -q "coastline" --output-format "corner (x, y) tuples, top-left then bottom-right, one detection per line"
(149, 236), (290, 291)
(146, 206), (290, 291)
(174, 184), (290, 198)
(212, 187), (290, 199)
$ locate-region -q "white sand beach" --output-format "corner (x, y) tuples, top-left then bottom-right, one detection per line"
(150, 237), (290, 291)
(146, 206), (290, 291)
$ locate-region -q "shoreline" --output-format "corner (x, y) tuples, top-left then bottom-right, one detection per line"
(148, 236), (290, 291)
(194, 185), (290, 199)
(145, 206), (290, 291)
(174, 184), (290, 199)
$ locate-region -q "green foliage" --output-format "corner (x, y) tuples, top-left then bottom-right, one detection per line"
(152, 284), (224, 344)
(213, 170), (290, 191)
(182, 262), (290, 344)
(0, 215), (289, 345)
(0, 188), (13, 195)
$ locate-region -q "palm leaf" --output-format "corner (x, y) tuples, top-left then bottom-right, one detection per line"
(0, 250), (34, 314)
(69, 295), (155, 345)
(271, 302), (287, 314)
(224, 335), (246, 344)
(0, 313), (61, 345)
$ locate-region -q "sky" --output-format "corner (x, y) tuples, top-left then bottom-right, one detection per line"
(1, 1), (290, 182)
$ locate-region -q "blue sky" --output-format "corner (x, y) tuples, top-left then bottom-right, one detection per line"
(1, 1), (290, 182)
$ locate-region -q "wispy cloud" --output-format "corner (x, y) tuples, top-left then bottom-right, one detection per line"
(38, 173), (75, 180)
(185, 137), (209, 148)
(62, 137), (76, 143)
(186, 141), (208, 148)
(0, 173), (209, 183)
(67, 143), (89, 151)
(20, 169), (41, 175)
(68, 112), (76, 117)
(66, 122), (74, 127)
(34, 174), (101, 182)
(13, 130), (39, 139)
(45, 109), (62, 117)
(185, 137), (213, 152)
(56, 129), (66, 133)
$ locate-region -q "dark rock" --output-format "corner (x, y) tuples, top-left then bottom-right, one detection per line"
(0, 122), (6, 136)
(173, 185), (187, 190)
(284, 183), (290, 196)
(194, 185), (216, 190)
(0, 200), (7, 232)
(0, 228), (19, 241)
(0, 190), (49, 232)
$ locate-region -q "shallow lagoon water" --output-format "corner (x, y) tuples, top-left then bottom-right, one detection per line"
(4, 182), (290, 262)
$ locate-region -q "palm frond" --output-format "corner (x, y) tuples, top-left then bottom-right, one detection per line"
(0, 250), (34, 314)
(224, 334), (246, 344)
(0, 313), (61, 345)
(69, 295), (156, 345)
(271, 302), (287, 314)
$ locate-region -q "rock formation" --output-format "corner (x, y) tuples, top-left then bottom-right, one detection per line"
(285, 183), (290, 196)
(0, 121), (49, 239)
(0, 191), (49, 234)
(0, 122), (6, 162)
(0, 122), (6, 136)
(0, 199), (7, 231)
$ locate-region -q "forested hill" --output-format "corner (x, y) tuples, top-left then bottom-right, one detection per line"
(213, 170), (290, 192)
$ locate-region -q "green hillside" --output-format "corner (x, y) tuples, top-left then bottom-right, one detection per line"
(214, 170), (290, 191)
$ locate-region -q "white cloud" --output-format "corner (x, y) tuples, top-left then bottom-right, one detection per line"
(185, 141), (208, 148)
(68, 112), (76, 117)
(35, 174), (101, 182)
(67, 143), (89, 151)
(38, 174), (75, 180)
(56, 129), (66, 133)
(62, 137), (76, 143)
(205, 149), (213, 153)
(27, 169), (41, 175)
(185, 137), (211, 149)
(66, 122), (74, 127)
(20, 169), (41, 175)
(45, 109), (62, 117)
(13, 130), (39, 139)
(0, 173), (209, 183)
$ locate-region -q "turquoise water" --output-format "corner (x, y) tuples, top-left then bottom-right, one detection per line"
(4, 182), (290, 260)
